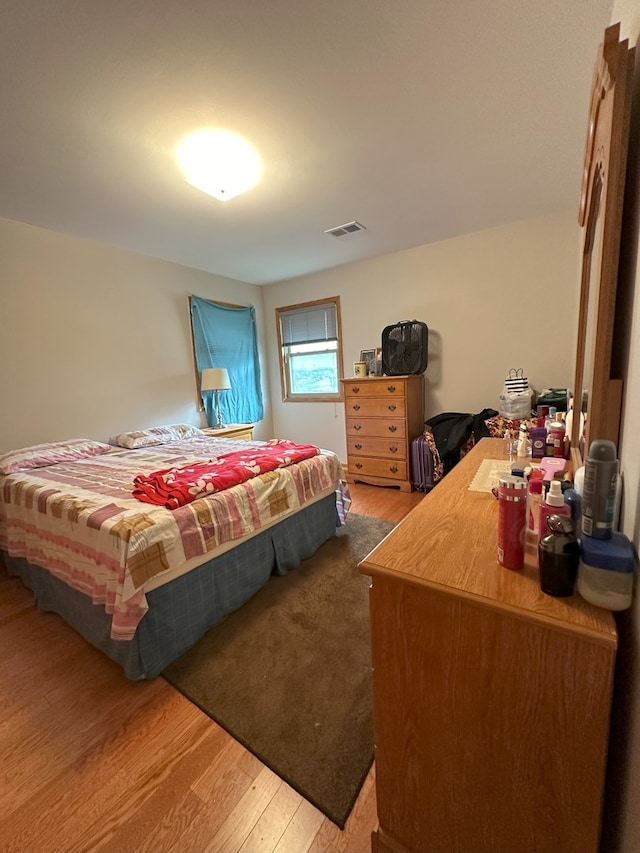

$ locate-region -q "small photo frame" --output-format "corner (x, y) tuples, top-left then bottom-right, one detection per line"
(360, 348), (382, 376)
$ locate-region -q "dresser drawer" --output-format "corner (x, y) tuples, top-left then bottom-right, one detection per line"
(348, 436), (406, 459)
(344, 397), (406, 418)
(348, 457), (407, 481)
(343, 379), (407, 398)
(345, 417), (406, 439)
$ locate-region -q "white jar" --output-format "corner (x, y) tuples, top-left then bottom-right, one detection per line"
(577, 532), (635, 611)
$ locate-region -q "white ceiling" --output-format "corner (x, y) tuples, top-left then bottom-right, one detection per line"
(1, 0), (613, 285)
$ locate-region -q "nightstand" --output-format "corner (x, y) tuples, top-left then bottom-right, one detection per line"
(201, 424), (255, 441)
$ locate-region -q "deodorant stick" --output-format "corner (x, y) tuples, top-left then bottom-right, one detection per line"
(581, 439), (619, 539)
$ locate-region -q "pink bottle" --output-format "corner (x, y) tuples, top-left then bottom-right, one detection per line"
(526, 478), (543, 540)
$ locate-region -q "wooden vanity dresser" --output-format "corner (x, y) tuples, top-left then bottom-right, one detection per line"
(359, 437), (617, 853)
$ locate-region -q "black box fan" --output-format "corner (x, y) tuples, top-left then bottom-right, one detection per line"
(382, 320), (428, 375)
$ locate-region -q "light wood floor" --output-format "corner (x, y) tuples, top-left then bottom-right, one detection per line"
(0, 484), (423, 853)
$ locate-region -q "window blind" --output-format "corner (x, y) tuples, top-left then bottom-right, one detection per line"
(280, 303), (337, 346)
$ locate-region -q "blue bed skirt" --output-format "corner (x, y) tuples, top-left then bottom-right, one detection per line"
(3, 493), (339, 680)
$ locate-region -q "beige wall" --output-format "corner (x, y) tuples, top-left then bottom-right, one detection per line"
(263, 211), (581, 458)
(2, 211), (581, 461)
(0, 217), (272, 451)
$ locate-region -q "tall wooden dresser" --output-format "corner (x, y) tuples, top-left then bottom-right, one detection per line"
(359, 437), (617, 853)
(340, 374), (424, 492)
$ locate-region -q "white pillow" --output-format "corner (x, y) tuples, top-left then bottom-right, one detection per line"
(0, 438), (113, 475)
(111, 423), (204, 449)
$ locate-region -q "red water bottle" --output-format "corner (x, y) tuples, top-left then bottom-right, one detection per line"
(497, 475), (528, 570)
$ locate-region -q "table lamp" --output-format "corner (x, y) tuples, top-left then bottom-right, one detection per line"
(201, 367), (231, 429)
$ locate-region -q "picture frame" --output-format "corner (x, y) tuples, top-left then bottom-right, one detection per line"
(360, 348), (382, 376)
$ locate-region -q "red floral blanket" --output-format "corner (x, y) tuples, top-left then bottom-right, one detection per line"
(132, 439), (320, 509)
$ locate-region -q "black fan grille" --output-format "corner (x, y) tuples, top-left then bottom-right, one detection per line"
(382, 322), (428, 375)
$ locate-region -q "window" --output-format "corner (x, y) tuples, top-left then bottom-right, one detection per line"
(276, 297), (344, 402)
(190, 295), (264, 424)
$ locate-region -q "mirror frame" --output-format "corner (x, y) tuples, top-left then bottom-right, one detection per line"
(571, 23), (634, 464)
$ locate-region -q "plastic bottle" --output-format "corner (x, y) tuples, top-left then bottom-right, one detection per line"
(548, 420), (566, 458)
(565, 408), (584, 446)
(530, 419), (547, 459)
(538, 479), (570, 543)
(544, 409), (558, 452)
(544, 407), (557, 429)
(539, 514), (580, 597)
(581, 439), (619, 540)
(517, 423), (528, 457)
(526, 478), (543, 540)
(563, 488), (581, 523)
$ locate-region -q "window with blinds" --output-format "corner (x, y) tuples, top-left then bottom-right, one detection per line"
(276, 297), (344, 401)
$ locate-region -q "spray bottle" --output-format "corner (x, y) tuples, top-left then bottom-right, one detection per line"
(581, 439), (619, 539)
(538, 479), (570, 544)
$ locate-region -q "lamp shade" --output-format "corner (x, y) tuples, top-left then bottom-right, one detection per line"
(201, 367), (231, 392)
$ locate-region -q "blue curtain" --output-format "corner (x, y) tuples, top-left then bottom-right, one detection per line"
(190, 296), (264, 425)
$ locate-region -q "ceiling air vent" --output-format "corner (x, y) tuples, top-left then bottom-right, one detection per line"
(324, 220), (367, 238)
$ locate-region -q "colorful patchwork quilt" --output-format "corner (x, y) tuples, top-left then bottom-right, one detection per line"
(0, 436), (342, 641)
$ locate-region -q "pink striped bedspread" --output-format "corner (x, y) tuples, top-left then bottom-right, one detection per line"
(0, 436), (343, 641)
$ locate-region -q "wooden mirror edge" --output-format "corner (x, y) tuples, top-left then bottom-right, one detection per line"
(571, 24), (635, 460)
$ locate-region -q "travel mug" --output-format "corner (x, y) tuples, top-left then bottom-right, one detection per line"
(497, 475), (528, 570)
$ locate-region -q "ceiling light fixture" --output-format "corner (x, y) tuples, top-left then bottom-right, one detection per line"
(176, 129), (262, 202)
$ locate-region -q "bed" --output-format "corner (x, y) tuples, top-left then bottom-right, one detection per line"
(0, 427), (348, 679)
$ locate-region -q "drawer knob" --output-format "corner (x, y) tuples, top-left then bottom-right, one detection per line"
(387, 385), (396, 393)
(355, 443), (362, 450)
(389, 445), (398, 453)
(352, 404), (361, 411)
(353, 424), (362, 431)
(352, 386), (360, 393)
(388, 425), (397, 433)
(387, 404), (397, 411)
(390, 465), (398, 473)
(355, 462), (363, 469)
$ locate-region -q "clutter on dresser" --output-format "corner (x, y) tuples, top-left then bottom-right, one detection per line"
(491, 430), (637, 611)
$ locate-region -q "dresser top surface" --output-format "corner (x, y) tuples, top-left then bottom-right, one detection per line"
(341, 374), (422, 383)
(359, 437), (616, 643)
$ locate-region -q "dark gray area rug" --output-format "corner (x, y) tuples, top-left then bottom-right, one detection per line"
(163, 512), (395, 828)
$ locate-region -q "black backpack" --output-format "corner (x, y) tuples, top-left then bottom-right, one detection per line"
(425, 408), (497, 475)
